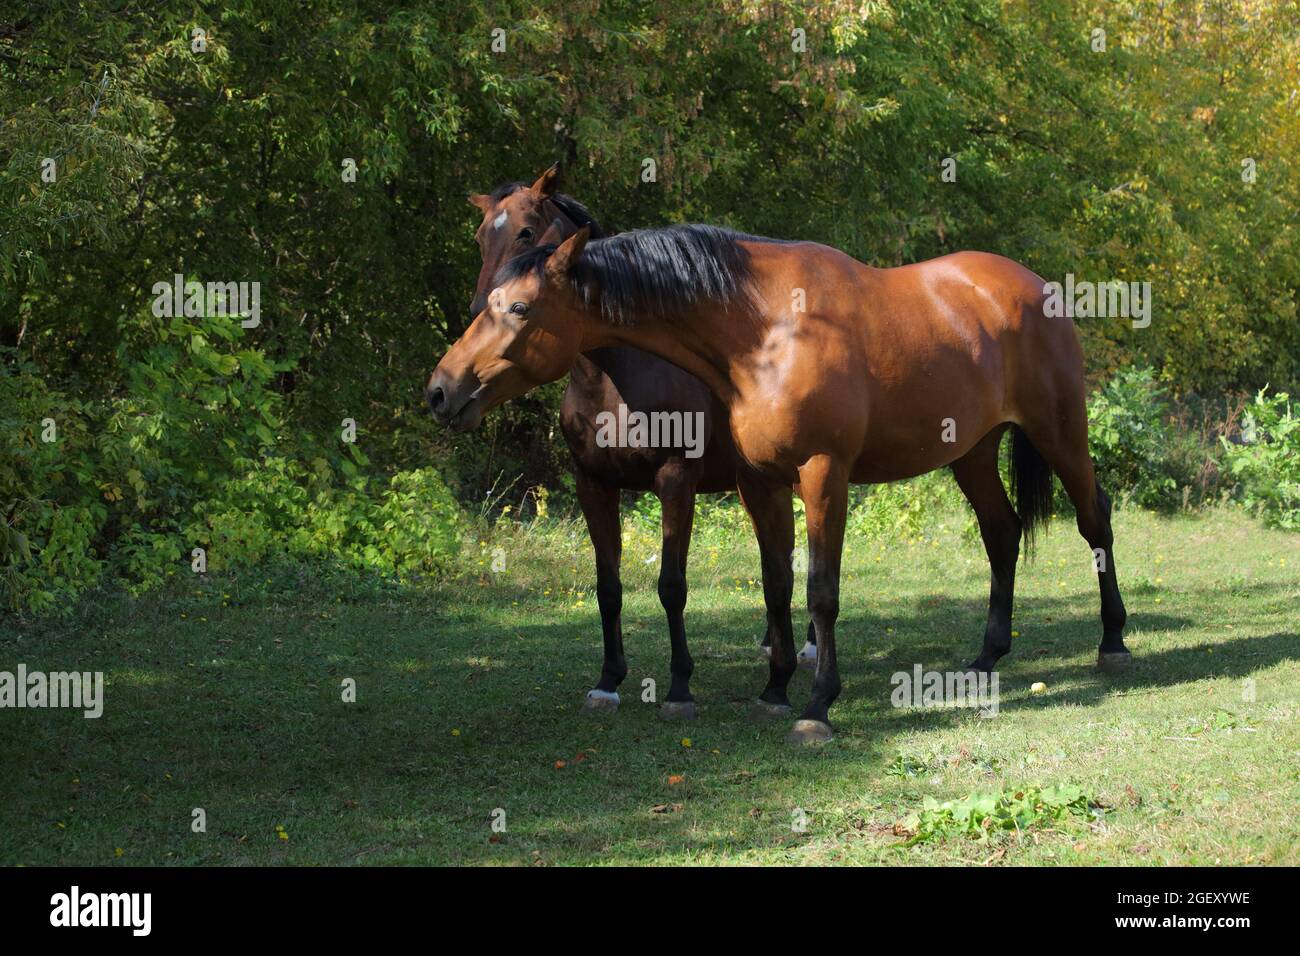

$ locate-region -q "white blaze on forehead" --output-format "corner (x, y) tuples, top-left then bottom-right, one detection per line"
(489, 287), (506, 311)
(493, 211), (508, 230)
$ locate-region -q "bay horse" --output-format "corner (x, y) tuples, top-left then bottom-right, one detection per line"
(461, 165), (816, 721)
(427, 223), (1130, 743)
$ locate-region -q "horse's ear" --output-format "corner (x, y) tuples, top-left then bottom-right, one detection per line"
(546, 225), (589, 282)
(538, 217), (567, 245)
(530, 162), (562, 198)
(468, 193), (492, 212)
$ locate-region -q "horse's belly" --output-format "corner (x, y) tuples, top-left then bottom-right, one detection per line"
(851, 409), (1003, 483)
(849, 450), (954, 484)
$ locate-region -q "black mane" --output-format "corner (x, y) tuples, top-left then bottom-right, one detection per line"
(494, 224), (763, 325)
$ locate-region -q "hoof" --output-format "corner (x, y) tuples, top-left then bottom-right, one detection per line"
(787, 719), (833, 745)
(797, 641), (818, 669)
(658, 700), (697, 721)
(748, 699), (792, 721)
(1097, 650), (1132, 674)
(582, 689), (620, 712)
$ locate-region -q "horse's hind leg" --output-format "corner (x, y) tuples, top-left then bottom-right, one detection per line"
(799, 620), (818, 667)
(655, 461), (698, 720)
(787, 454), (850, 745)
(575, 469), (628, 712)
(1072, 472), (1130, 671)
(761, 622), (817, 667)
(1023, 409), (1130, 671)
(950, 426), (1022, 672)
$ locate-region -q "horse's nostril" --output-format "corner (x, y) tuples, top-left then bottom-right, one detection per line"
(427, 386), (445, 413)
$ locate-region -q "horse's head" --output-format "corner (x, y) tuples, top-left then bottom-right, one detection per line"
(426, 226), (591, 431)
(466, 163), (573, 320)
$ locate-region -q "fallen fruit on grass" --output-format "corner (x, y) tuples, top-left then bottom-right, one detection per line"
(1031, 682), (1047, 695)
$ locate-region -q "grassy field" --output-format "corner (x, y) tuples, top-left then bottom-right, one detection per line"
(2, 503), (1297, 866)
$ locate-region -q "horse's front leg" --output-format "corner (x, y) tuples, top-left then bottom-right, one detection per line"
(654, 461), (699, 720)
(575, 469), (627, 712)
(737, 470), (797, 719)
(757, 482), (817, 668)
(788, 454), (849, 744)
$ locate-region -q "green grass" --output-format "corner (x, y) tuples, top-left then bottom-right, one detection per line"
(2, 505), (1297, 866)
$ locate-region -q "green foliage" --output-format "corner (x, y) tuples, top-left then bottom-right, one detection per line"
(1086, 367), (1181, 508)
(3, 1), (1297, 614)
(4, 2), (1297, 481)
(626, 490), (762, 547)
(1, 353), (108, 613)
(626, 475), (975, 549)
(0, 310), (462, 613)
(187, 459), (461, 578)
(0, 300), (297, 613)
(845, 472), (973, 542)
(885, 753), (938, 779)
(1221, 389), (1300, 529)
(362, 468), (464, 575)
(902, 785), (1101, 845)
(1, 502), (106, 616)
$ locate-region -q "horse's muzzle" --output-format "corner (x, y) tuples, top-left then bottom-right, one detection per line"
(425, 383), (448, 422)
(425, 370), (482, 430)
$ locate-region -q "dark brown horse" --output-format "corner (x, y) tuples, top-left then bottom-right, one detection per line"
(460, 166), (815, 720)
(427, 223), (1130, 744)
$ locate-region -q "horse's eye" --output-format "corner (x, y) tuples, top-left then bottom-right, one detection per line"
(509, 301), (529, 315)
(517, 228), (534, 243)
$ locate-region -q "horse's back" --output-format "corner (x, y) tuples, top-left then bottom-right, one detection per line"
(739, 242), (1085, 482)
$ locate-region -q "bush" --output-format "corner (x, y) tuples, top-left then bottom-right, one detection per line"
(1, 308), (464, 615)
(143, 459), (463, 587)
(845, 472), (973, 542)
(1220, 389), (1300, 530)
(362, 468), (464, 575)
(1, 355), (108, 614)
(1086, 367), (1181, 508)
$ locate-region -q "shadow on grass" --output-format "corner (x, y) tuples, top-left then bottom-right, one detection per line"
(1, 573), (1295, 865)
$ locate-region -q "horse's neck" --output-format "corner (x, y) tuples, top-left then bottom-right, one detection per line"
(583, 306), (752, 405)
(571, 349), (613, 386)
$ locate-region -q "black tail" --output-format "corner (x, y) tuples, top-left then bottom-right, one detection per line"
(1009, 426), (1053, 552)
